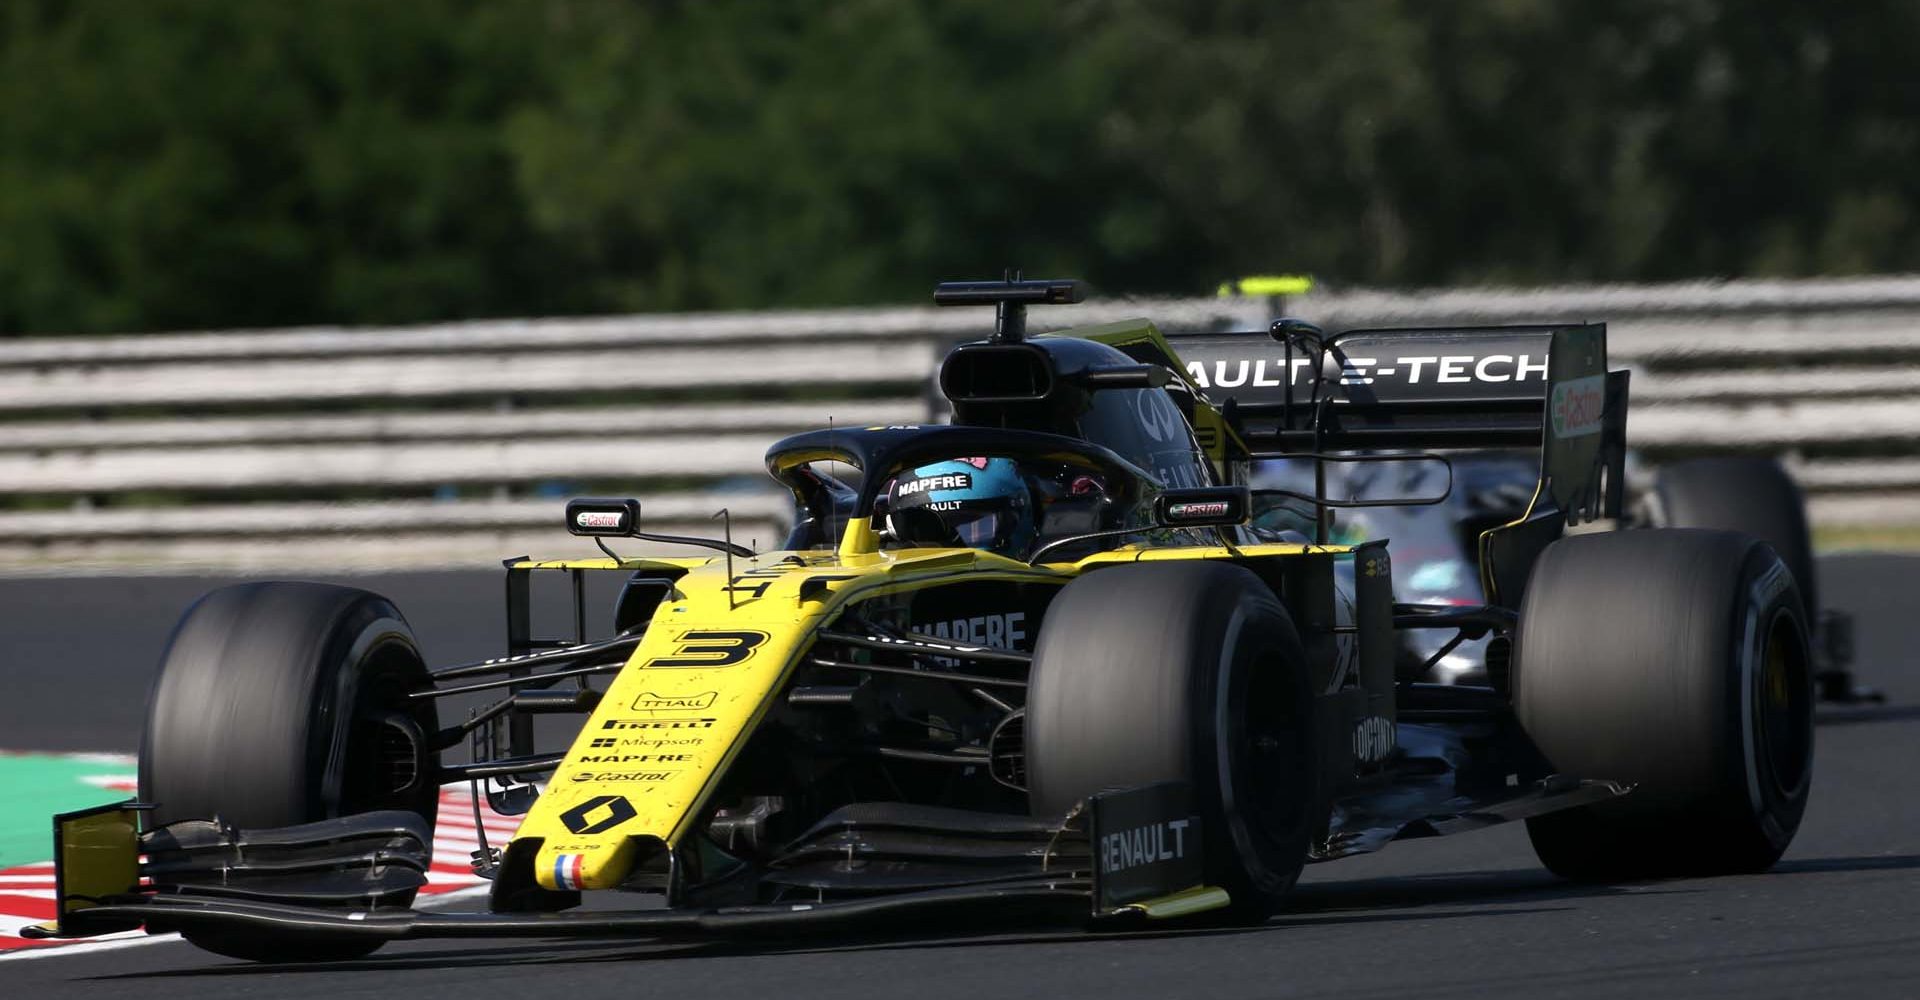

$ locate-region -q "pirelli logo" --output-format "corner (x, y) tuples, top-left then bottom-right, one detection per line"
(602, 717), (716, 730)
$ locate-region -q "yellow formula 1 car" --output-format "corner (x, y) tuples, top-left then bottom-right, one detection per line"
(29, 279), (1816, 961)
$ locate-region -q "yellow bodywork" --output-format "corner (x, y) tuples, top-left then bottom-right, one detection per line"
(1118, 884), (1232, 919)
(24, 802), (143, 938)
(507, 533), (1352, 892)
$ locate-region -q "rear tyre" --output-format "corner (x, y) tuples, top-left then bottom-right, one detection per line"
(1651, 457), (1817, 619)
(140, 582), (439, 962)
(1515, 530), (1813, 881)
(1025, 562), (1318, 920)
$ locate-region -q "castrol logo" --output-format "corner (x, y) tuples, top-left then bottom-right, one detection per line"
(1550, 375), (1606, 439)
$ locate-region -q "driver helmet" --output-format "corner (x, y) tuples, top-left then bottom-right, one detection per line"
(886, 457), (1036, 557)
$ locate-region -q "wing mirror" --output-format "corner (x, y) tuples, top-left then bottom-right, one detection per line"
(565, 497), (755, 557)
(1153, 486), (1251, 528)
(565, 498), (642, 536)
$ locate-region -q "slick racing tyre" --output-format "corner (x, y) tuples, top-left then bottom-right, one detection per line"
(1515, 530), (1813, 881)
(1651, 457), (1817, 620)
(1025, 562), (1318, 920)
(140, 582), (439, 962)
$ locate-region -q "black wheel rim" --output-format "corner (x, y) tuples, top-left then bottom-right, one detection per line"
(1754, 608), (1812, 800)
(339, 636), (437, 818)
(1224, 631), (1310, 871)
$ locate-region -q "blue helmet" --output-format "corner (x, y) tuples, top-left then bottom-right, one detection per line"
(886, 457), (1036, 557)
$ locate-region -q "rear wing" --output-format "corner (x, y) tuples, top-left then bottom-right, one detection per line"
(1166, 323), (1628, 524)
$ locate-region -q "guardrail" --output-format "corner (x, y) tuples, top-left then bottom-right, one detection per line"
(4, 274), (1920, 573)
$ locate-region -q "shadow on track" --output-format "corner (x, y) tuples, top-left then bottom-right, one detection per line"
(1771, 853), (1920, 875)
(1815, 703), (1920, 727)
(86, 867), (1667, 980)
(85, 903), (1571, 981)
(1284, 866), (1683, 913)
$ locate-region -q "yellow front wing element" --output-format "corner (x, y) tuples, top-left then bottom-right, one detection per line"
(1118, 885), (1232, 919)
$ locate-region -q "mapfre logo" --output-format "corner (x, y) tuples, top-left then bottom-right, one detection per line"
(1550, 374), (1606, 439)
(911, 611), (1027, 650)
(896, 473), (972, 497)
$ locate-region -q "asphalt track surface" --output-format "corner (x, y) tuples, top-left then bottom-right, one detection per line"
(4, 555), (1918, 999)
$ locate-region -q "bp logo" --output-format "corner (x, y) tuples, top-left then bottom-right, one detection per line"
(558, 794), (637, 835)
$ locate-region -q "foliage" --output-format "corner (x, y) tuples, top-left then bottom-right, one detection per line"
(2, 0), (1918, 334)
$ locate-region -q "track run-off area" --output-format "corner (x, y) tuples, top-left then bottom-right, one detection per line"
(2, 555), (1916, 999)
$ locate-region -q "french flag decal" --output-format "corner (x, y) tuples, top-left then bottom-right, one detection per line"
(553, 853), (585, 891)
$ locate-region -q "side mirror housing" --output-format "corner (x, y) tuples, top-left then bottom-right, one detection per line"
(566, 498), (641, 537)
(1154, 486), (1251, 528)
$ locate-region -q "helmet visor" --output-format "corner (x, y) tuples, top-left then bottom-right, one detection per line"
(947, 509), (1007, 550)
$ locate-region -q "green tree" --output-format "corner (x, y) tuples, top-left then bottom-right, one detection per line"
(4, 1), (1920, 335)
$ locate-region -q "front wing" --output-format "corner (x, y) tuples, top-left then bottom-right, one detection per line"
(24, 784), (1219, 947)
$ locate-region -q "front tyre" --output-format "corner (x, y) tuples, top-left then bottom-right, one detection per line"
(140, 582), (439, 962)
(1515, 530), (1813, 881)
(1025, 562), (1318, 919)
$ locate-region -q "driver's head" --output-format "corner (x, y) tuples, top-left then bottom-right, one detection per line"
(886, 457), (1036, 557)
